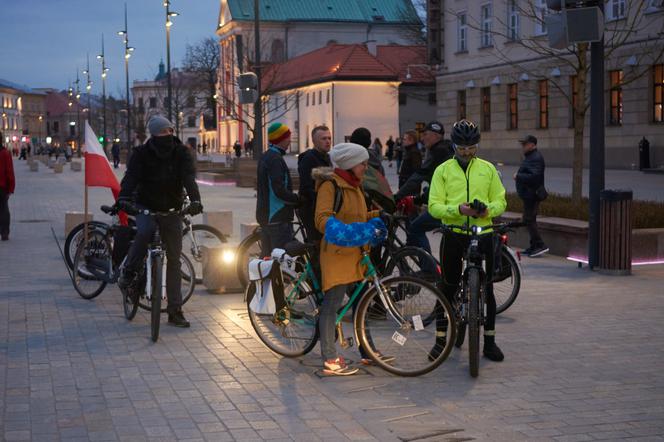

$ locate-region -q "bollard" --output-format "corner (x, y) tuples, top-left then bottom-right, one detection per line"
(599, 189), (632, 275)
(53, 163), (64, 173)
(65, 212), (94, 237)
(70, 161), (82, 172)
(240, 222), (259, 240)
(202, 211), (233, 237)
(201, 246), (243, 293)
(29, 162), (39, 172)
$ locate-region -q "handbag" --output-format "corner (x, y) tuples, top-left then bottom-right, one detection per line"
(535, 185), (548, 201)
(247, 258), (286, 315)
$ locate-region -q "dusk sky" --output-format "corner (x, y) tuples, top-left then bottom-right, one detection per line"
(0, 0), (219, 95)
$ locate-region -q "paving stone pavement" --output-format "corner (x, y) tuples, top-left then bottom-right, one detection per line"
(1, 157), (664, 441)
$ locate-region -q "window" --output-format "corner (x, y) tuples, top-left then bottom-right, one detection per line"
(507, 0), (519, 41)
(508, 83), (518, 129)
(187, 116), (196, 127)
(535, 0), (548, 35)
(163, 97), (168, 109)
(457, 90), (466, 120)
(570, 75), (579, 128)
(609, 70), (623, 125)
(70, 124), (76, 137)
(54, 121), (60, 133)
(318, 90), (322, 105)
(480, 4), (492, 47)
(457, 12), (468, 52)
(306, 93), (309, 107)
(326, 89), (330, 103)
(149, 97), (156, 108)
(481, 87), (491, 131)
(607, 0), (626, 20)
(312, 92), (316, 106)
(271, 39), (285, 63)
(539, 80), (549, 129)
(398, 92), (407, 105)
(186, 95), (195, 108)
(648, 0), (663, 11)
(138, 97), (144, 112)
(654, 65), (663, 122)
(428, 92), (437, 105)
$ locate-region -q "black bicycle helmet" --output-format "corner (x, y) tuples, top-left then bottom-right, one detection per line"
(450, 119), (481, 146)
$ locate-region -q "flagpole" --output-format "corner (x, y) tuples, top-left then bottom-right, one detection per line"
(83, 119), (89, 246)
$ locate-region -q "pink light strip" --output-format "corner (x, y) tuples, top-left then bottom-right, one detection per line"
(566, 256), (664, 266)
(195, 179), (236, 187)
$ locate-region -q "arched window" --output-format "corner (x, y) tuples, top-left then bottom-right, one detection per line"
(271, 39), (285, 63)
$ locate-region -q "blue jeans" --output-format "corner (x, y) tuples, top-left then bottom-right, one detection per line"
(406, 211), (442, 254)
(319, 284), (348, 361)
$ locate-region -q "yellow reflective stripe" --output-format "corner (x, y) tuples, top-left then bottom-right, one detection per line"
(436, 331), (447, 337)
(484, 330), (496, 336)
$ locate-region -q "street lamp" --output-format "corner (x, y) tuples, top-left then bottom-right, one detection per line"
(38, 115), (43, 146)
(405, 64), (434, 80)
(164, 0), (179, 121)
(74, 71), (82, 154)
(97, 34), (109, 151)
(118, 2), (134, 152)
(83, 54), (93, 125)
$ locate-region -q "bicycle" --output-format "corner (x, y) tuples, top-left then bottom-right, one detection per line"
(438, 221), (523, 377)
(245, 241), (456, 377)
(71, 205), (196, 314)
(65, 197), (227, 284)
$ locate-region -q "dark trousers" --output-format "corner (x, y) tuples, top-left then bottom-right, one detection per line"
(406, 211), (442, 254)
(297, 207), (321, 244)
(260, 222), (294, 257)
(0, 189), (10, 238)
(440, 231), (496, 333)
(113, 156), (120, 168)
(125, 211), (183, 313)
(522, 199), (545, 248)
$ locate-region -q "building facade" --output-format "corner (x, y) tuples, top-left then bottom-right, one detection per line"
(0, 79), (47, 152)
(431, 0), (664, 168)
(215, 0), (423, 152)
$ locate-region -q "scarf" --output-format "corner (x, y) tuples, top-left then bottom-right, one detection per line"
(334, 168), (361, 188)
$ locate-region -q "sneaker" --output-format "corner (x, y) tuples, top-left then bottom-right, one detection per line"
(483, 342), (505, 362)
(360, 354), (396, 366)
(528, 246), (549, 258)
(168, 310), (191, 328)
(117, 269), (136, 290)
(323, 357), (359, 376)
(521, 247), (533, 256)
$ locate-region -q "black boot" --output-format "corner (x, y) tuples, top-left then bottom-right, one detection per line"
(483, 334), (504, 362)
(168, 309), (190, 328)
(118, 269), (136, 290)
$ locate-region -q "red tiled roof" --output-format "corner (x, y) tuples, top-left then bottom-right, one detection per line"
(262, 44), (398, 92)
(45, 91), (83, 117)
(375, 45), (434, 84)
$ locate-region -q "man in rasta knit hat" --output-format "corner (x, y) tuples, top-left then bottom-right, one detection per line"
(256, 122), (300, 256)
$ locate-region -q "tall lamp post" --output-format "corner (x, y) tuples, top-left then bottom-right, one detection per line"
(74, 71), (82, 155)
(97, 34), (109, 153)
(253, 0), (263, 159)
(67, 82), (74, 151)
(164, 0), (179, 122)
(83, 54), (93, 125)
(118, 3), (135, 151)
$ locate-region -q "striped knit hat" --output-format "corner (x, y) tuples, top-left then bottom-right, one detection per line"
(267, 122), (291, 145)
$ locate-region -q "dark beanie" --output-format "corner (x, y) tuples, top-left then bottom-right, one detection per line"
(350, 127), (372, 148)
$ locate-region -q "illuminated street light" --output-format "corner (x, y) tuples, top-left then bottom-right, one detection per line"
(118, 2), (134, 152)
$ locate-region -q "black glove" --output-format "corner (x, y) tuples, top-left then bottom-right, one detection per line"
(469, 199), (487, 218)
(187, 201), (203, 216)
(116, 199), (138, 216)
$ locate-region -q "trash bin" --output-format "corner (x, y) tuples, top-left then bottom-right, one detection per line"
(638, 137), (651, 170)
(599, 189), (632, 275)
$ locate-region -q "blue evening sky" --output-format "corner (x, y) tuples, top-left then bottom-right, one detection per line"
(0, 0), (219, 95)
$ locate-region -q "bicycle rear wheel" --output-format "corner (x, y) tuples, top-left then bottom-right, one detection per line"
(467, 268), (481, 378)
(64, 221), (110, 269)
(121, 285), (139, 320)
(150, 255), (163, 342)
(182, 224), (227, 284)
(236, 230), (262, 289)
(246, 269), (319, 357)
(71, 231), (110, 299)
(355, 276), (456, 377)
(383, 246), (440, 284)
(493, 246), (521, 314)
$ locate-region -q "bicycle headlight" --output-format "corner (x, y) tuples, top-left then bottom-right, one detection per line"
(473, 226), (483, 234)
(221, 250), (236, 264)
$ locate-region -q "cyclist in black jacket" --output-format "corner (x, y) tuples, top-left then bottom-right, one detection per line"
(394, 121), (454, 254)
(117, 115), (202, 328)
(298, 125), (332, 242)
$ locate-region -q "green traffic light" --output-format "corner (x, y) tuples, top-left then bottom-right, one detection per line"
(98, 136), (104, 142)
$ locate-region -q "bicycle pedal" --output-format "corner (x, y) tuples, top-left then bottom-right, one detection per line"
(340, 337), (354, 349)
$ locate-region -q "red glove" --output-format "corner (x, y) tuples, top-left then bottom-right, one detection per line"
(396, 196), (416, 216)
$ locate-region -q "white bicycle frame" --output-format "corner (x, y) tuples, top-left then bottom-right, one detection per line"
(145, 248), (167, 302)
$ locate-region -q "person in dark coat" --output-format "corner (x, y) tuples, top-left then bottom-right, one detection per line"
(395, 121), (454, 254)
(514, 135), (548, 257)
(0, 133), (16, 240)
(111, 142), (121, 168)
(233, 140), (242, 158)
(385, 136), (395, 167)
(397, 130), (422, 189)
(349, 127), (384, 175)
(256, 123), (300, 256)
(117, 115), (202, 327)
(297, 125), (332, 242)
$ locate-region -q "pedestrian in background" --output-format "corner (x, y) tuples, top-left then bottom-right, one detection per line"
(514, 135), (548, 257)
(385, 136), (395, 167)
(233, 140), (242, 158)
(397, 130), (422, 189)
(370, 137), (383, 163)
(111, 142), (121, 168)
(395, 137), (403, 172)
(0, 133), (16, 241)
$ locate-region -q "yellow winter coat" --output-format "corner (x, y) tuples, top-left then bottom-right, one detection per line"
(313, 168), (379, 292)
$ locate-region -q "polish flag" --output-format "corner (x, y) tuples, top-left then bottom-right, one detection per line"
(84, 121), (127, 224)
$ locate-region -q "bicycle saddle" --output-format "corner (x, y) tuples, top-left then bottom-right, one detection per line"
(284, 240), (316, 257)
(100, 205), (119, 215)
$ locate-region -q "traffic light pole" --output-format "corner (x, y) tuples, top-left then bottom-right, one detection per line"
(588, 2), (605, 269)
(253, 0), (263, 159)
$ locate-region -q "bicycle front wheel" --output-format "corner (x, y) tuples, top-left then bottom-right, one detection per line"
(138, 253), (196, 312)
(182, 224), (227, 284)
(150, 255), (163, 342)
(71, 230), (110, 299)
(493, 246), (521, 314)
(246, 269), (319, 357)
(236, 230), (262, 289)
(355, 276), (456, 377)
(467, 268), (481, 378)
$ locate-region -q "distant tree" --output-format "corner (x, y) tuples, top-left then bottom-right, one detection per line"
(183, 37), (219, 122)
